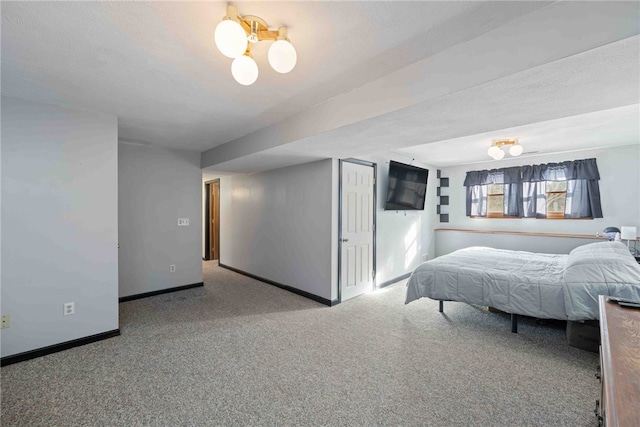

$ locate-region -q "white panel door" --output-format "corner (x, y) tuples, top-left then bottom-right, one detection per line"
(341, 161), (374, 301)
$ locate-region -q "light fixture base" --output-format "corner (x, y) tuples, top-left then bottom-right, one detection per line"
(241, 15), (268, 29)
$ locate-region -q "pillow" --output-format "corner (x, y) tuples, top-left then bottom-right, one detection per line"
(564, 242), (640, 284)
(569, 241), (631, 256)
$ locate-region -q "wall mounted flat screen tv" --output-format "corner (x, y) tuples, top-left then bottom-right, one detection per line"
(384, 161), (428, 210)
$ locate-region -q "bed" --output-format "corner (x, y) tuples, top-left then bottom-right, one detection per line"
(405, 241), (640, 332)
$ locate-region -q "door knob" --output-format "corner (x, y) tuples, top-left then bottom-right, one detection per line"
(341, 238), (349, 242)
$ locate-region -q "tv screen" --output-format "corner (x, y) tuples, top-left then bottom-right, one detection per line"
(384, 161), (428, 210)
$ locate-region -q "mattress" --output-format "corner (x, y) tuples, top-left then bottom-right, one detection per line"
(405, 241), (640, 321)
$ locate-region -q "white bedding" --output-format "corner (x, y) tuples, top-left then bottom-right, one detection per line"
(405, 241), (640, 321)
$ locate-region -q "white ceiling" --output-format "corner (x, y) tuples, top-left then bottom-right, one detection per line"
(2, 1), (639, 172)
(397, 104), (640, 167)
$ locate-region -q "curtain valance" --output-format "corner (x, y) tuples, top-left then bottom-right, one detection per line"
(464, 158), (600, 186)
(521, 158), (600, 182)
(463, 166), (522, 186)
(463, 158), (602, 219)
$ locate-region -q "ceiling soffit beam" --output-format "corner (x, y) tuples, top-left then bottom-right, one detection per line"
(201, 1), (640, 169)
(264, 39), (639, 160)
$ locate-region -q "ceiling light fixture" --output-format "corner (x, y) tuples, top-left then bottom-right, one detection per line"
(214, 3), (297, 86)
(487, 139), (523, 160)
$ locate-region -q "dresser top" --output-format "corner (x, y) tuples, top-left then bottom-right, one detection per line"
(599, 295), (640, 427)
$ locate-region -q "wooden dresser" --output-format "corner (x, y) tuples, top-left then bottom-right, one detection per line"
(596, 295), (640, 426)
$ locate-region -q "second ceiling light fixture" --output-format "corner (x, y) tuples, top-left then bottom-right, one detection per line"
(487, 139), (524, 160)
(214, 3), (297, 85)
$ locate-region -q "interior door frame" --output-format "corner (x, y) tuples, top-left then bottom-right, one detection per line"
(338, 158), (377, 303)
(204, 179), (220, 264)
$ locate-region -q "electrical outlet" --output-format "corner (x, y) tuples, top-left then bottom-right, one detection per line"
(422, 253), (429, 262)
(178, 218), (189, 226)
(1, 315), (10, 329)
(170, 264), (176, 272)
(64, 302), (75, 316)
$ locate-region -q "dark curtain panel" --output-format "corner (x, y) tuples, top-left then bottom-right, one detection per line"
(521, 181), (537, 217)
(562, 158), (602, 218)
(466, 185), (488, 217)
(503, 183), (522, 216)
(521, 166), (548, 218)
(565, 179), (603, 218)
(502, 167), (522, 217)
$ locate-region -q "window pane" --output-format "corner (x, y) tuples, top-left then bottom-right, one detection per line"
(546, 181), (567, 192)
(547, 192), (566, 213)
(487, 184), (503, 195)
(488, 195), (504, 213)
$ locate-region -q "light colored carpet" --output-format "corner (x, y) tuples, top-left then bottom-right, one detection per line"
(1, 262), (599, 426)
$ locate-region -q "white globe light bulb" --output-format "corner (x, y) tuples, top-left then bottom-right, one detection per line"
(492, 148), (505, 160)
(488, 146), (501, 158)
(268, 40), (297, 73)
(215, 20), (247, 58)
(231, 55), (259, 86)
(509, 143), (523, 156)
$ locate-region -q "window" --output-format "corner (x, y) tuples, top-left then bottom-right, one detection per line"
(487, 184), (504, 218)
(545, 181), (567, 219)
(464, 158), (602, 219)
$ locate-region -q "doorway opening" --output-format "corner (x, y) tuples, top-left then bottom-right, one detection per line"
(204, 179), (220, 262)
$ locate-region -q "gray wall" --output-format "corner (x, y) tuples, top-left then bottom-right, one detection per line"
(436, 145), (640, 255)
(1, 97), (118, 358)
(435, 231), (604, 257)
(118, 142), (202, 298)
(358, 153), (438, 285)
(219, 159), (335, 300)
(218, 153), (438, 298)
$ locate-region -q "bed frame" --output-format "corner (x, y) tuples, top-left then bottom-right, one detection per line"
(439, 300), (519, 333)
